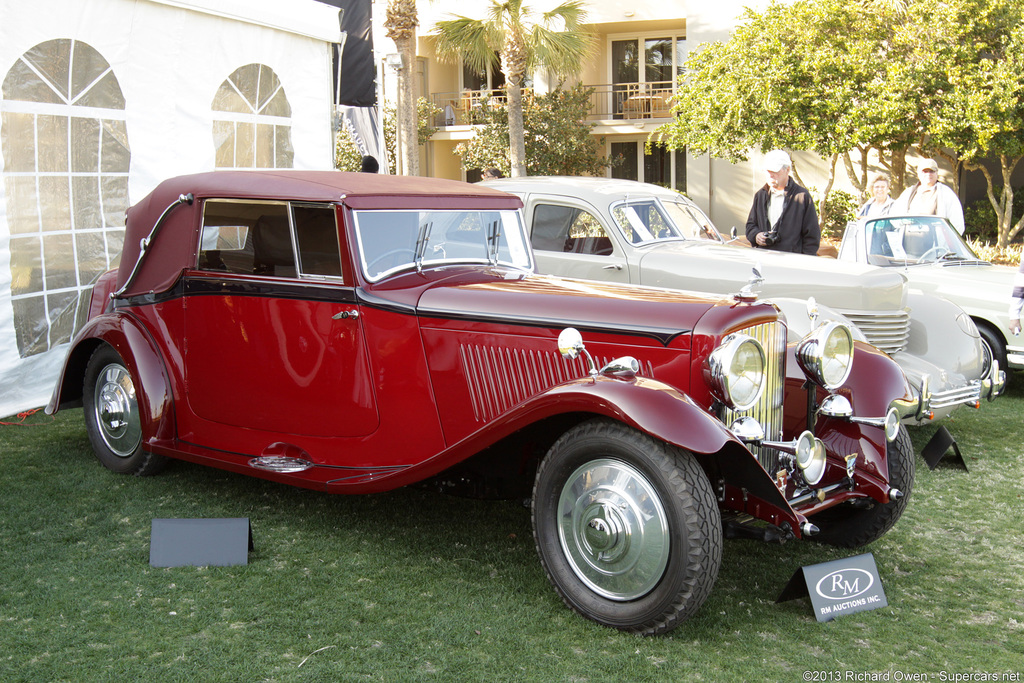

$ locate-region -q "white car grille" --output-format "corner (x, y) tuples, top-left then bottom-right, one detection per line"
(837, 309), (911, 355)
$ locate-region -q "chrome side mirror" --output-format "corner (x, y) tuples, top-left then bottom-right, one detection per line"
(557, 328), (597, 376)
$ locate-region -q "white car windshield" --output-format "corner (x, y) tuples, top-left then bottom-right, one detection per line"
(863, 216), (980, 265)
(611, 198), (723, 244)
(354, 209), (532, 281)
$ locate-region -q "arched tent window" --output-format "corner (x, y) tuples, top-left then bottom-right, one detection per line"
(212, 64), (294, 168)
(1, 39), (130, 358)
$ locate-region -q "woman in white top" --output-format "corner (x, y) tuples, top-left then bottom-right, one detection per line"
(858, 175), (895, 217)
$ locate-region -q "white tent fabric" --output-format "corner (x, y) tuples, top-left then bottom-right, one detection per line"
(0, 0), (341, 418)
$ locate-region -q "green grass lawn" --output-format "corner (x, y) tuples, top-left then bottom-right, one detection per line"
(2, 378), (1022, 682)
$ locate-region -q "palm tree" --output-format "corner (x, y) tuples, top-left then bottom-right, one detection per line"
(384, 0), (420, 175)
(433, 0), (593, 177)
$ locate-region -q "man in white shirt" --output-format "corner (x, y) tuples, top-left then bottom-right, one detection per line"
(744, 150), (820, 255)
(894, 158), (965, 234)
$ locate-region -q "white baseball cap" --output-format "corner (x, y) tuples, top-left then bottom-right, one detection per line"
(764, 149), (791, 172)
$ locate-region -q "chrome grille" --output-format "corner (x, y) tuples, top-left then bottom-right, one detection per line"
(719, 321), (787, 473)
(837, 309), (910, 355)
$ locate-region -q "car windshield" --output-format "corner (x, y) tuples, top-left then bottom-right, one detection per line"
(862, 216), (980, 266)
(611, 198), (723, 244)
(354, 208), (532, 281)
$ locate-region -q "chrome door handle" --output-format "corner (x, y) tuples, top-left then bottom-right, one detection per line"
(602, 264), (623, 271)
(332, 309), (359, 320)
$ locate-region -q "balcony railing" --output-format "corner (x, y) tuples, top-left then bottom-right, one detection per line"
(430, 81), (675, 127)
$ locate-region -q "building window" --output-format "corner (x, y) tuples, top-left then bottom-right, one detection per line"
(611, 141), (686, 192)
(212, 64), (294, 169)
(1, 39), (130, 358)
(462, 54), (505, 92)
(610, 35), (685, 117)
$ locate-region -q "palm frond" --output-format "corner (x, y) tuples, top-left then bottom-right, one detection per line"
(434, 16), (498, 71)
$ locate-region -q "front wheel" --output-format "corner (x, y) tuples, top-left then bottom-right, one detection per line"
(811, 424), (914, 548)
(83, 345), (167, 476)
(532, 419), (722, 636)
(978, 323), (1008, 383)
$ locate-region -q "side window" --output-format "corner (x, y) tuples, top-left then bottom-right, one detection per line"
(614, 201), (669, 242)
(199, 201), (293, 276)
(293, 205), (342, 278)
(531, 204), (612, 256)
(199, 202), (342, 280)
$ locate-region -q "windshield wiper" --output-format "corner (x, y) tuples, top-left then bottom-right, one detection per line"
(414, 221), (433, 273)
(486, 219), (500, 265)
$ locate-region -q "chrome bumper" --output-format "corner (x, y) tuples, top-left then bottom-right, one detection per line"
(896, 361), (1006, 422)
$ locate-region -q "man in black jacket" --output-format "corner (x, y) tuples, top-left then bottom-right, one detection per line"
(745, 150), (820, 255)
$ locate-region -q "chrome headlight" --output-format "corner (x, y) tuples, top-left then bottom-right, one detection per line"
(795, 430), (827, 486)
(706, 333), (766, 411)
(796, 321), (854, 390)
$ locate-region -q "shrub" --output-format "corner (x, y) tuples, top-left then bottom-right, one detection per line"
(819, 189), (858, 241)
(966, 238), (1022, 266)
(964, 185), (1024, 243)
(334, 128), (363, 172)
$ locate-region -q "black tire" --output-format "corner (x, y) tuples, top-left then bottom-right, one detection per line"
(83, 345), (167, 476)
(811, 424), (914, 548)
(532, 419), (722, 636)
(977, 322), (1008, 384)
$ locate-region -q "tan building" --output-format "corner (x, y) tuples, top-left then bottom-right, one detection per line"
(369, 0), (899, 233)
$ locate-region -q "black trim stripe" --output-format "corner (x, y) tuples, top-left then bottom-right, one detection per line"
(118, 274), (691, 347)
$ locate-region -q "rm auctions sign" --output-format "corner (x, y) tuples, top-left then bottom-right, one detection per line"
(777, 553), (888, 622)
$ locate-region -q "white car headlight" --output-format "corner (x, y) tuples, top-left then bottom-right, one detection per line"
(796, 321), (854, 390)
(706, 333), (766, 411)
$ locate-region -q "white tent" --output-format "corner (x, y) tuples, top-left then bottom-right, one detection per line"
(0, 0), (342, 418)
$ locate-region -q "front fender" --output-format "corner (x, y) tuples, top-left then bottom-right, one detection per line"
(46, 312), (175, 446)
(531, 376), (802, 532)
(902, 291), (985, 383)
(416, 374), (794, 518)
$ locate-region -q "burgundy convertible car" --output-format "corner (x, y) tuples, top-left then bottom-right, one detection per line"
(48, 171), (918, 635)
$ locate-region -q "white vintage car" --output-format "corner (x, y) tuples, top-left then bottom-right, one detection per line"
(837, 213), (1023, 375)
(482, 176), (1004, 421)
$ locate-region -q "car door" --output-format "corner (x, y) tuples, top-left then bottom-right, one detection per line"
(525, 196), (631, 284)
(182, 200), (379, 439)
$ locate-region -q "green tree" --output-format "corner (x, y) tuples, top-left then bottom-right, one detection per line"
(652, 0), (941, 216)
(926, 0), (1024, 246)
(382, 98), (440, 175)
(454, 84), (607, 176)
(433, 0), (593, 177)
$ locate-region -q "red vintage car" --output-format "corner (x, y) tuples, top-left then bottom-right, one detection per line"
(48, 170), (917, 635)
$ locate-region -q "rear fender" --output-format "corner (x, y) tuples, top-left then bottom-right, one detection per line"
(46, 313), (175, 445)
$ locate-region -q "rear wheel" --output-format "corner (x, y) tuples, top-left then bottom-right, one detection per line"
(812, 424), (914, 548)
(83, 345), (166, 476)
(532, 419), (721, 635)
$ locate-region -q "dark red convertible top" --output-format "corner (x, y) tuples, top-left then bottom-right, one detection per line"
(117, 170), (522, 297)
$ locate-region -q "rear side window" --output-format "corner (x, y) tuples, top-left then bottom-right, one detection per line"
(199, 200), (342, 281)
(531, 204), (612, 256)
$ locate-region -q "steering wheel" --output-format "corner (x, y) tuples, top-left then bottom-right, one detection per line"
(367, 248), (416, 273)
(917, 246), (949, 263)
